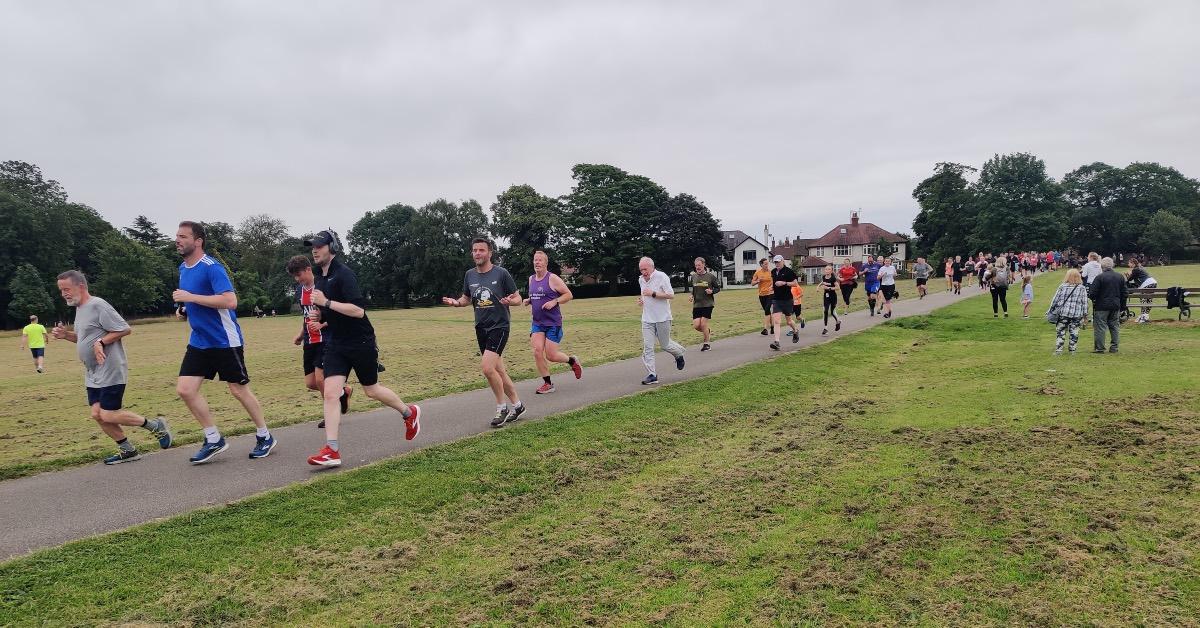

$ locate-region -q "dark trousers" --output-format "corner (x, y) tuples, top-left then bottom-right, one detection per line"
(1093, 309), (1120, 352)
(991, 285), (1008, 313)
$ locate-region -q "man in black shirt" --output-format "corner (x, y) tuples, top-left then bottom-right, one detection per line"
(304, 229), (421, 467)
(768, 255), (800, 350)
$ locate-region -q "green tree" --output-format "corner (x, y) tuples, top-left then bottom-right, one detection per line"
(92, 233), (171, 315)
(235, 214), (292, 281)
(969, 153), (1066, 252)
(6, 263), (54, 325)
(875, 237), (896, 259)
(231, 270), (270, 315)
(560, 164), (670, 291)
(0, 161), (67, 207)
(911, 162), (978, 261)
(652, 193), (724, 274)
(1063, 162), (1123, 254)
(125, 215), (168, 249)
(348, 203), (418, 306)
(1139, 210), (1194, 260)
(406, 199), (490, 301)
(490, 184), (562, 282)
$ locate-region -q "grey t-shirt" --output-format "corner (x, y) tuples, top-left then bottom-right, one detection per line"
(913, 262), (933, 279)
(73, 296), (130, 388)
(463, 265), (518, 331)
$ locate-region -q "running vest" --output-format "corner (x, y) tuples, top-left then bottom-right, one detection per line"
(528, 272), (563, 327)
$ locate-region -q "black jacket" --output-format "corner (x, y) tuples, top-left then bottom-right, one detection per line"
(1088, 269), (1128, 312)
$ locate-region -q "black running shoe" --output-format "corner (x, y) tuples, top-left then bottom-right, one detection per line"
(800, 319), (806, 329)
(792, 331), (799, 343)
(770, 341), (780, 351)
(760, 328), (769, 336)
(822, 329), (828, 336)
(339, 386), (352, 414)
(490, 410), (508, 428)
(317, 419), (325, 429)
(701, 343), (711, 352)
(675, 354), (685, 370)
(505, 403), (526, 423)
(835, 321), (841, 331)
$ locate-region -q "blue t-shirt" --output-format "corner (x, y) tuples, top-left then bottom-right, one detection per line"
(179, 255), (243, 349)
(862, 262), (881, 285)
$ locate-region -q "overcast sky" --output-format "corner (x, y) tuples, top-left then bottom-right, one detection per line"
(3, 1), (1198, 247)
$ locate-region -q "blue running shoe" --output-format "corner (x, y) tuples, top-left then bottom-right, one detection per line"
(148, 416), (173, 449)
(249, 434), (277, 459)
(190, 438), (228, 465)
(103, 449), (141, 465)
(641, 373), (659, 385)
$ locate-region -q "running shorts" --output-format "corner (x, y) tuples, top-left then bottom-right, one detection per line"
(179, 345), (250, 385)
(692, 306), (713, 320)
(915, 278), (928, 286)
(865, 282), (880, 294)
(30, 347), (44, 358)
(302, 342), (325, 375)
(322, 344), (380, 387)
(881, 285), (897, 301)
(771, 299), (795, 317)
(476, 326), (510, 356)
(758, 295), (773, 315)
(86, 383), (126, 411)
(530, 323), (563, 343)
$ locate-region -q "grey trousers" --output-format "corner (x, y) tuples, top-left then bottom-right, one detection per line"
(1093, 309), (1120, 351)
(642, 320), (685, 375)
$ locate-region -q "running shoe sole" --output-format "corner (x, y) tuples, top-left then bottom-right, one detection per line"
(104, 453), (142, 465)
(308, 456), (342, 467)
(536, 386), (556, 394)
(189, 442), (229, 465)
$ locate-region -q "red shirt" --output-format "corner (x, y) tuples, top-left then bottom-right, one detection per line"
(837, 265), (857, 285)
(300, 286), (324, 345)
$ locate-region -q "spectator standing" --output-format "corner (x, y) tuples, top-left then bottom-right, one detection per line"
(1088, 257), (1128, 354)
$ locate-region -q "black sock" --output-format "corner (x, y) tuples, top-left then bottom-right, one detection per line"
(543, 376), (552, 384)
(139, 418), (148, 427)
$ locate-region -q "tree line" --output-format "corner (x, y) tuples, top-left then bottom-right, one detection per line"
(1, 161), (725, 327)
(911, 153), (1200, 263)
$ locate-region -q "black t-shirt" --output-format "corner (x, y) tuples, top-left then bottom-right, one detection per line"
(315, 257), (375, 347)
(771, 266), (797, 301)
(821, 274), (838, 293)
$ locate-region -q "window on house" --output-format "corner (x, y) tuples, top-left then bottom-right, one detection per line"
(863, 244), (878, 256)
(742, 250), (757, 263)
(811, 247), (823, 258)
(833, 245), (849, 257)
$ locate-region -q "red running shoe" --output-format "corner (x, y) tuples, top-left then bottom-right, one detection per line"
(307, 445), (341, 467)
(404, 404), (421, 440)
(535, 382), (555, 394)
(569, 356), (582, 379)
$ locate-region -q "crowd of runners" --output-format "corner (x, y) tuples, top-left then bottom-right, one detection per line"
(27, 223), (1168, 469)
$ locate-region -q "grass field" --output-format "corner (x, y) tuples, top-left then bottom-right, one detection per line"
(1, 266), (1197, 625)
(0, 276), (937, 479)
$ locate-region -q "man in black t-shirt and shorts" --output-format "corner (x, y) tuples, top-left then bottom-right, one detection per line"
(304, 230), (420, 467)
(768, 255), (801, 350)
(286, 255), (351, 429)
(443, 238), (526, 428)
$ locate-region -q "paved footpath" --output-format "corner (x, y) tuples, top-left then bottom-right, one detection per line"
(0, 288), (974, 560)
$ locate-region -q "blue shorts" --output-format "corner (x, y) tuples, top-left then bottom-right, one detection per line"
(86, 384), (126, 411)
(30, 347), (44, 358)
(865, 282), (880, 294)
(530, 324), (563, 343)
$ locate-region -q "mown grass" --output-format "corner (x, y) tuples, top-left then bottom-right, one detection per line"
(1, 266), (1197, 625)
(0, 277), (934, 479)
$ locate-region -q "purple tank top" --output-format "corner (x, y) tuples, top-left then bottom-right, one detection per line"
(529, 272), (562, 327)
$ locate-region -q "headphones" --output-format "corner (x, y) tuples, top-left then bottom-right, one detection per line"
(323, 227), (344, 255)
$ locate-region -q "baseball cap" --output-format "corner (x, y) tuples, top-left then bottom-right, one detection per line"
(772, 254), (784, 262)
(303, 230), (335, 248)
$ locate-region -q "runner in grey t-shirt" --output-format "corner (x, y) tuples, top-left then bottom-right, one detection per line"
(912, 257), (933, 300)
(52, 270), (172, 465)
(443, 238), (525, 428)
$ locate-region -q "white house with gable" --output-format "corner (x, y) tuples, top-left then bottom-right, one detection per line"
(720, 230), (771, 285)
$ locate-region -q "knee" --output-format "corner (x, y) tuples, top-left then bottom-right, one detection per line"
(481, 364), (497, 378)
(90, 409), (103, 423)
(97, 409), (118, 424)
(322, 386), (342, 402)
(175, 384), (195, 400)
(361, 385), (383, 401)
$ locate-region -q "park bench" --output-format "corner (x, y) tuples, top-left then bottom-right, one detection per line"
(1121, 287), (1193, 321)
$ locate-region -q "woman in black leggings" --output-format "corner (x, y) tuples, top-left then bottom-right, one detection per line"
(821, 265), (841, 336)
(837, 257), (857, 315)
(988, 256), (1010, 318)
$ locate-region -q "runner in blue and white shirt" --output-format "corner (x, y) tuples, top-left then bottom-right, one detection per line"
(173, 220), (275, 465)
(860, 256), (883, 316)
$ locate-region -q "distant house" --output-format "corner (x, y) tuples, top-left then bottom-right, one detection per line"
(806, 211), (908, 263)
(771, 237), (812, 264)
(720, 230), (771, 284)
(797, 255), (832, 284)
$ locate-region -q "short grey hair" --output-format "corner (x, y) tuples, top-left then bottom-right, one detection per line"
(1100, 257), (1114, 270)
(639, 256), (655, 268)
(56, 270), (88, 287)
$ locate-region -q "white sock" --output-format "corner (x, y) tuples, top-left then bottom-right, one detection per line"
(203, 426), (221, 444)
(497, 404), (507, 414)
(256, 427), (270, 438)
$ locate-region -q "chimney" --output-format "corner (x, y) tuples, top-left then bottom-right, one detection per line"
(851, 211), (860, 226)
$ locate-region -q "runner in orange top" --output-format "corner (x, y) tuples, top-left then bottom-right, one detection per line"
(751, 258), (774, 336)
(786, 283), (807, 336)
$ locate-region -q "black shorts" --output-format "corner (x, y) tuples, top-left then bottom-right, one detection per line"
(881, 285), (897, 301)
(952, 273), (963, 282)
(915, 278), (928, 286)
(302, 342), (325, 376)
(322, 344), (379, 387)
(758, 295), (773, 315)
(30, 347), (44, 358)
(87, 384), (126, 411)
(179, 345), (250, 385)
(692, 306), (713, 320)
(476, 326), (510, 356)
(771, 299), (795, 317)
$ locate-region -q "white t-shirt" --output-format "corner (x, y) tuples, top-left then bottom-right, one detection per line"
(639, 270), (674, 323)
(877, 264), (897, 286)
(1081, 261), (1102, 284)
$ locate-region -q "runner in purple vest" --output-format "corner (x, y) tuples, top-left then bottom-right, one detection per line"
(522, 250), (582, 394)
